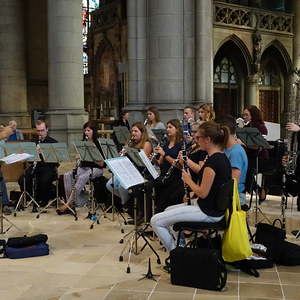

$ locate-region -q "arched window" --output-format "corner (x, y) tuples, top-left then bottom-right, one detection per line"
(258, 64), (280, 86)
(214, 57), (237, 84)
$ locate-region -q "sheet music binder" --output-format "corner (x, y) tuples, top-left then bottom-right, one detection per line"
(73, 141), (104, 162)
(105, 156), (144, 190)
(113, 126), (130, 145)
(3, 142), (40, 162)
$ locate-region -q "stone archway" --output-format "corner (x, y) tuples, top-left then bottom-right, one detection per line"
(214, 36), (250, 118)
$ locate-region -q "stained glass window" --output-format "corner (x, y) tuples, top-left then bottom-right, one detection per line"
(214, 57), (237, 84)
(82, 0), (101, 74)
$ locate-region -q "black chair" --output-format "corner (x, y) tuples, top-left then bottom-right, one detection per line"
(173, 179), (233, 248)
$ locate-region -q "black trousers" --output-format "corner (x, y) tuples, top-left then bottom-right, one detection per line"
(18, 165), (57, 206)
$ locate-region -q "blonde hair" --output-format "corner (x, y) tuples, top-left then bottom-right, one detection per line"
(198, 103), (215, 121)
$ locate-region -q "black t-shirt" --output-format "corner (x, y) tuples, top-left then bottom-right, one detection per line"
(161, 141), (183, 175)
(197, 152), (231, 217)
(189, 149), (207, 183)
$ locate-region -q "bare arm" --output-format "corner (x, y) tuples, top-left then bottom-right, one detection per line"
(182, 166), (215, 199)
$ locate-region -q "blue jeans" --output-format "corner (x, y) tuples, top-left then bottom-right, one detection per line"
(151, 203), (223, 252)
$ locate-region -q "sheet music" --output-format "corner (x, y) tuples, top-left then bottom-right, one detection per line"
(105, 156), (144, 189)
(0, 153), (33, 165)
(138, 150), (159, 179)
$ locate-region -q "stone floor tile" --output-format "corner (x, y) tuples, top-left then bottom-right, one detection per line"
(239, 283), (283, 298)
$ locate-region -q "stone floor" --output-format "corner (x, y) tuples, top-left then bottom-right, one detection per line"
(1, 169), (300, 299)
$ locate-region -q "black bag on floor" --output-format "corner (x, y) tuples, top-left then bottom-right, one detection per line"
(170, 247), (227, 291)
(279, 241), (300, 266)
(255, 220), (286, 262)
(6, 234), (48, 248)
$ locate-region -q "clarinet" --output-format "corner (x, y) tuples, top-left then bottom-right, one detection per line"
(182, 141), (191, 205)
(161, 158), (179, 183)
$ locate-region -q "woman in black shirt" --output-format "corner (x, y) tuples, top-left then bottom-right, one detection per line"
(151, 121), (231, 252)
(154, 119), (185, 212)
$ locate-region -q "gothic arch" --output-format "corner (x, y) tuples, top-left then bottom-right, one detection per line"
(215, 34), (252, 76)
(261, 39), (292, 74)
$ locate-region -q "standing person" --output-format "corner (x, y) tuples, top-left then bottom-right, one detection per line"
(217, 115), (248, 206)
(242, 105), (268, 202)
(198, 103), (215, 123)
(18, 120), (58, 210)
(151, 121), (231, 252)
(106, 122), (152, 206)
(6, 120), (24, 141)
(145, 106), (165, 138)
(154, 119), (185, 212)
(116, 109), (130, 131)
(285, 122), (300, 211)
(57, 121), (105, 214)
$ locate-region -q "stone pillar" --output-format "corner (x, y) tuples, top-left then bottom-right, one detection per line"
(0, 0), (30, 128)
(247, 75), (258, 106)
(126, 0), (147, 122)
(293, 0), (300, 69)
(46, 0), (88, 144)
(195, 0), (213, 105)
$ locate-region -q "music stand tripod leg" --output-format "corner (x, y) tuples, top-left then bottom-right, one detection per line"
(0, 183), (24, 235)
(86, 170), (100, 230)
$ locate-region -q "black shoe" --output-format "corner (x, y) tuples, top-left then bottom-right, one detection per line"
(258, 188), (268, 204)
(163, 257), (171, 273)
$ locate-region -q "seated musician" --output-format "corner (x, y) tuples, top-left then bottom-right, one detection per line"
(18, 120), (58, 210)
(217, 115), (248, 206)
(154, 119), (185, 213)
(0, 125), (14, 215)
(106, 122), (152, 206)
(57, 121), (105, 214)
(151, 121), (232, 252)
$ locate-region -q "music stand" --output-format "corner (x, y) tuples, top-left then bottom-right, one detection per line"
(36, 143), (72, 218)
(151, 129), (168, 145)
(106, 155), (161, 273)
(0, 152), (28, 234)
(236, 128), (272, 225)
(74, 141), (104, 229)
(98, 138), (127, 229)
(3, 142), (41, 216)
(113, 126), (130, 146)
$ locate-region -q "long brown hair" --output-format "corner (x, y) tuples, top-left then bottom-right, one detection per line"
(130, 122), (150, 149)
(199, 121), (229, 150)
(146, 106), (161, 125)
(167, 119), (183, 145)
(82, 121), (99, 142)
(244, 105), (264, 125)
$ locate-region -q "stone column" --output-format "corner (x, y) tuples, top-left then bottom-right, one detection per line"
(46, 0), (88, 144)
(247, 75), (258, 106)
(0, 0), (30, 128)
(195, 0), (213, 105)
(126, 0), (147, 122)
(293, 0), (300, 69)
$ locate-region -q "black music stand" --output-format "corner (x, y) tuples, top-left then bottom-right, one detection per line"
(36, 143), (71, 218)
(74, 141), (104, 229)
(106, 156), (161, 273)
(98, 138), (127, 230)
(236, 128), (272, 226)
(3, 142), (41, 216)
(113, 126), (130, 150)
